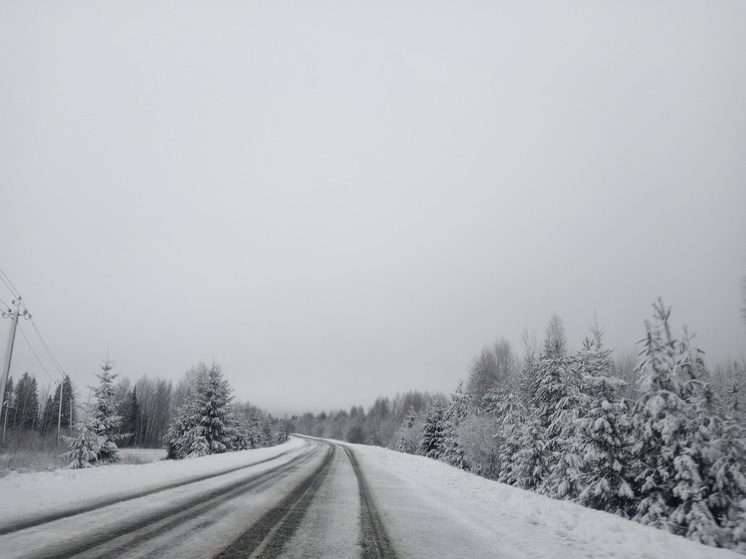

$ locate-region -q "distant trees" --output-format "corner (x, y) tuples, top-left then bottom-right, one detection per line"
(293, 390), (435, 449)
(466, 338), (517, 403)
(14, 373), (39, 430)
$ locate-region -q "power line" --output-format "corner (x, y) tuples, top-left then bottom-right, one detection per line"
(29, 317), (66, 377)
(0, 267), (21, 299)
(0, 276), (17, 301)
(0, 268), (66, 377)
(17, 322), (58, 383)
(0, 296), (9, 312)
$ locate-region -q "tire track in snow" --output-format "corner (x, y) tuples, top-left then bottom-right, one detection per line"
(215, 443), (336, 559)
(1, 441), (323, 559)
(343, 446), (397, 559)
(0, 441), (308, 536)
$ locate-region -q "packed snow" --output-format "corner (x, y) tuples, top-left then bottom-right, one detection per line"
(0, 436), (741, 558)
(0, 438), (305, 524)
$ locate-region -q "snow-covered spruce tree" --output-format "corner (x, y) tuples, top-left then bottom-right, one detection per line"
(165, 363), (236, 459)
(575, 332), (636, 516)
(631, 300), (719, 540)
(505, 354), (549, 491)
(417, 396), (448, 459)
(90, 360), (125, 463)
(532, 340), (585, 499)
(665, 334), (724, 545)
(707, 418), (746, 551)
(397, 407), (421, 454)
(261, 416), (273, 447)
(486, 387), (527, 485)
(511, 414), (549, 491)
(62, 412), (102, 469)
(441, 382), (471, 469)
(248, 413), (264, 449)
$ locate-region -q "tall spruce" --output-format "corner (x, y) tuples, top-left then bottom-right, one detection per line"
(418, 397), (448, 459)
(165, 363), (236, 459)
(575, 332), (635, 515)
(14, 373), (39, 430)
(90, 360), (125, 463)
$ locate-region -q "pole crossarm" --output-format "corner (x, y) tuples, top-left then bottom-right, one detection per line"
(1, 298), (29, 424)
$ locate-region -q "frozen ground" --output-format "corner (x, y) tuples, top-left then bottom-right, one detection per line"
(0, 437), (740, 558)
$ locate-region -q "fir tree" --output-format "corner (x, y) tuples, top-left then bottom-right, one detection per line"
(418, 397), (448, 459)
(511, 415), (548, 491)
(116, 388), (140, 447)
(62, 412), (101, 469)
(14, 373), (39, 430)
(485, 387), (525, 484)
(90, 360), (125, 463)
(532, 344), (584, 498)
(397, 407), (420, 454)
(575, 333), (635, 516)
(441, 382), (470, 469)
(165, 363), (236, 459)
(707, 419), (746, 550)
(631, 300), (719, 541)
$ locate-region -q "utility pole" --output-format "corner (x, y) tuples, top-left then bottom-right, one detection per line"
(57, 377), (64, 442)
(1, 298), (27, 431)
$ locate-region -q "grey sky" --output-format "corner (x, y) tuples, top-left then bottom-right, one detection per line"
(2, 1), (745, 415)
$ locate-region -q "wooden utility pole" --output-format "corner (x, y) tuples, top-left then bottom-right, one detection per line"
(0, 298), (22, 432)
(57, 377), (64, 442)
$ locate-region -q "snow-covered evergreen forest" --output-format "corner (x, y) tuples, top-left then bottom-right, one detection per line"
(2, 360), (289, 470)
(295, 299), (746, 552)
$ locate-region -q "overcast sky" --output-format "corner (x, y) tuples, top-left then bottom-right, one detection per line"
(1, 1), (745, 416)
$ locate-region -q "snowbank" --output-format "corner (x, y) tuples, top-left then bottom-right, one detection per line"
(351, 444), (742, 559)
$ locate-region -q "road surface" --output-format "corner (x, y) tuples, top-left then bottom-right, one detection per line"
(0, 437), (394, 559)
(0, 437), (739, 559)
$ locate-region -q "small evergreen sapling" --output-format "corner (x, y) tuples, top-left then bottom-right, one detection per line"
(62, 413), (102, 469)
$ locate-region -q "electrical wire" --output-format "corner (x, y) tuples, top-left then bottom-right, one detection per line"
(29, 317), (66, 377)
(17, 322), (58, 383)
(0, 268), (67, 378)
(0, 266), (21, 299)
(0, 276), (17, 301)
(0, 296), (9, 311)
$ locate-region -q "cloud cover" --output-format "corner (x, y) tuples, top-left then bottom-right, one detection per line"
(1, 1), (745, 414)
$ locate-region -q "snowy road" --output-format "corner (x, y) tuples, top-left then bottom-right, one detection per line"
(0, 437), (741, 559)
(0, 437), (390, 559)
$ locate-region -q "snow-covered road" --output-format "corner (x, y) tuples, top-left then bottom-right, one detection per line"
(0, 437), (740, 558)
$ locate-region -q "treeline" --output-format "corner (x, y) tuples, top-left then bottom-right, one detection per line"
(1, 361), (287, 457)
(296, 300), (746, 552)
(1, 373), (76, 438)
(293, 390), (435, 448)
(64, 360), (289, 468)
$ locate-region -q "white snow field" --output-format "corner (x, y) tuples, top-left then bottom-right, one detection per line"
(0, 436), (740, 558)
